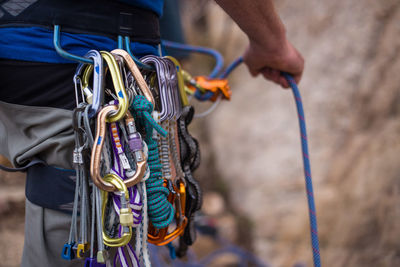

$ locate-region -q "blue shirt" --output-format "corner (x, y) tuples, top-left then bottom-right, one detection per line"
(0, 27), (160, 63)
(0, 0), (164, 63)
(121, 0), (164, 17)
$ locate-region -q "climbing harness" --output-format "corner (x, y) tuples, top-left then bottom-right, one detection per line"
(50, 22), (322, 267)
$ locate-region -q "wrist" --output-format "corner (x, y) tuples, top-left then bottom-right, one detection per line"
(248, 32), (290, 66)
(247, 24), (287, 56)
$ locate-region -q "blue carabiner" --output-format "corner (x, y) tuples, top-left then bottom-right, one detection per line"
(72, 50), (104, 117)
(85, 50), (104, 117)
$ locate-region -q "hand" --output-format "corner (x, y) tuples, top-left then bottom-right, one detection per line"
(243, 39), (304, 88)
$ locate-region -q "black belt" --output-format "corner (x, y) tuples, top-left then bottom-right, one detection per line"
(0, 0), (160, 44)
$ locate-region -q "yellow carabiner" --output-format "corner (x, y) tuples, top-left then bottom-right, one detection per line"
(111, 49), (155, 107)
(101, 175), (133, 247)
(82, 64), (92, 90)
(165, 56), (189, 106)
(100, 51), (129, 122)
(81, 64), (94, 103)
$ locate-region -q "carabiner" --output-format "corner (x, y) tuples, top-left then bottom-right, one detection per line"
(91, 106), (147, 192)
(164, 56), (189, 107)
(81, 65), (94, 104)
(123, 36), (155, 71)
(164, 58), (183, 119)
(72, 50), (104, 115)
(111, 49), (155, 107)
(100, 51), (129, 122)
(148, 179), (187, 246)
(101, 175), (133, 247)
(141, 56), (175, 121)
(81, 50), (104, 117)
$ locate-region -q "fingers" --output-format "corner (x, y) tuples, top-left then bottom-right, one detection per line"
(260, 68), (290, 88)
(247, 66), (291, 89)
(261, 67), (279, 83)
(243, 40), (304, 88)
(243, 47), (260, 77)
(279, 75), (290, 88)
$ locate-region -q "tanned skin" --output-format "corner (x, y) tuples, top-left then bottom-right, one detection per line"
(215, 0), (304, 88)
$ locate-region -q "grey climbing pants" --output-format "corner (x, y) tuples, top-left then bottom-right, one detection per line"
(22, 199), (84, 267)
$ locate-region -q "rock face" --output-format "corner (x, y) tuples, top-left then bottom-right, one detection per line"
(183, 0), (400, 266)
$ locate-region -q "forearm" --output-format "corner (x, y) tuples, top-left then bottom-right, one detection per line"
(215, 0), (304, 87)
(215, 0), (286, 51)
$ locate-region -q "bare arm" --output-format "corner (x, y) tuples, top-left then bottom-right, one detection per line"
(215, 0), (304, 88)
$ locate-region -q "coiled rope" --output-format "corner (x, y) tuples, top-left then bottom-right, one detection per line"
(131, 95), (175, 229)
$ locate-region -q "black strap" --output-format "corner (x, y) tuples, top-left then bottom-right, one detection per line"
(0, 158), (46, 172)
(0, 0), (160, 44)
(25, 164), (76, 213)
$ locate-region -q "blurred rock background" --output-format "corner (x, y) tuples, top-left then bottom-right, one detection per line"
(181, 0), (400, 266)
(1, 0), (399, 266)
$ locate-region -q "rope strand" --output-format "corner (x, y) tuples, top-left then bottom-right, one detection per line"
(131, 95), (175, 229)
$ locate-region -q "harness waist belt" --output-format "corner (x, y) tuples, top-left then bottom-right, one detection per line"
(0, 0), (160, 44)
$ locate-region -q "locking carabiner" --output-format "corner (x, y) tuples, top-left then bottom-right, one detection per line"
(90, 106), (147, 192)
(100, 51), (129, 122)
(100, 175), (133, 247)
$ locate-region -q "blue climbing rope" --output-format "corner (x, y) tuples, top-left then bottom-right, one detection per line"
(162, 40), (224, 79)
(163, 42), (322, 265)
(283, 73), (321, 267)
(163, 41), (322, 264)
(219, 56), (244, 79)
(161, 41), (323, 266)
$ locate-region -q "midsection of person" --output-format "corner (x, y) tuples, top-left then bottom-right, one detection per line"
(0, 0), (163, 213)
(0, 0), (164, 109)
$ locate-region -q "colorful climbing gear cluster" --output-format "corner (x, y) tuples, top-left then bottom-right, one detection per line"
(56, 24), (231, 265)
(54, 22), (321, 267)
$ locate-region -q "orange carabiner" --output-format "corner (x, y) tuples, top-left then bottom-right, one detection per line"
(147, 179), (187, 246)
